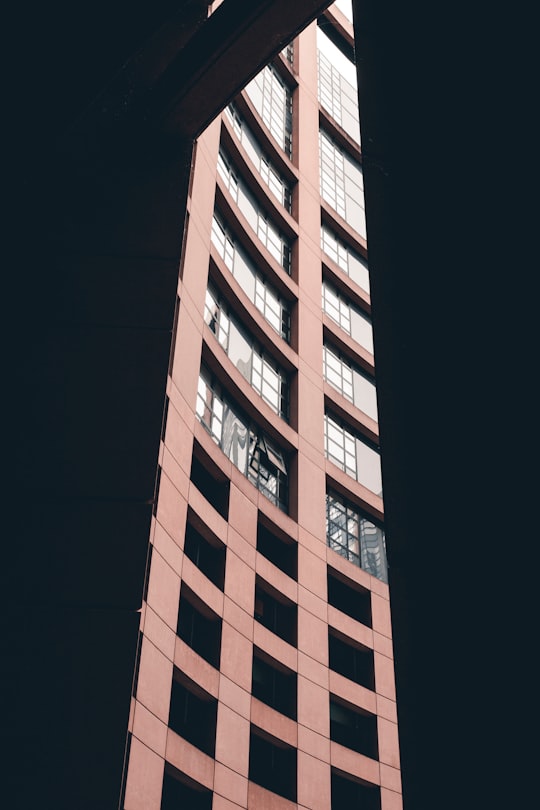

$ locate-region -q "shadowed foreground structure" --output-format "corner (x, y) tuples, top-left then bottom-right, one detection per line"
(4, 1), (525, 808)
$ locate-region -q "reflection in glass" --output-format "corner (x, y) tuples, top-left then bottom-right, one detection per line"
(196, 366), (289, 512)
(196, 371), (223, 443)
(326, 491), (387, 582)
(228, 321), (253, 380)
(204, 284), (289, 420)
(221, 405), (249, 474)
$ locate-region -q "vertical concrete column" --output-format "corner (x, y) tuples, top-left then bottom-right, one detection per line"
(372, 582), (403, 810)
(293, 22), (327, 540)
(213, 485), (257, 809)
(293, 22), (331, 810)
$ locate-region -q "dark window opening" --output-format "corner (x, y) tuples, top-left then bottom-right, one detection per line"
(168, 672), (217, 757)
(254, 578), (297, 646)
(330, 696), (379, 759)
(142, 544), (153, 604)
(257, 519), (297, 580)
(249, 727), (297, 802)
(168, 295), (182, 374)
(131, 630), (144, 699)
(190, 445), (229, 519)
(160, 396), (170, 442)
(329, 630), (375, 691)
(177, 585), (222, 669)
(161, 765), (213, 810)
(152, 467), (162, 517)
(331, 770), (381, 810)
(184, 517), (226, 591)
(252, 648), (297, 719)
(327, 569), (372, 627)
(118, 732), (132, 810)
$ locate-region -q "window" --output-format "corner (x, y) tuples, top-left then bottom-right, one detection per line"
(254, 274), (291, 342)
(248, 434), (289, 511)
(177, 586), (222, 668)
(257, 518), (297, 579)
(245, 64), (293, 156)
(205, 285), (289, 419)
(190, 444), (230, 519)
(323, 343), (378, 421)
(211, 212), (291, 341)
(161, 767), (213, 810)
(249, 727), (297, 802)
(281, 42), (294, 65)
(317, 26), (360, 144)
(218, 149), (292, 272)
(195, 371), (225, 445)
(328, 629), (375, 690)
(323, 279), (351, 333)
(324, 412), (357, 479)
(254, 578), (297, 646)
(184, 517), (226, 590)
(225, 105), (292, 211)
(331, 769), (381, 810)
(323, 342), (354, 401)
(330, 696), (379, 759)
(324, 412), (383, 496)
(319, 129), (366, 238)
(326, 490), (388, 582)
(322, 280), (374, 353)
(168, 672), (217, 757)
(327, 569), (372, 626)
(196, 366), (290, 512)
(321, 223), (370, 292)
(252, 648), (297, 719)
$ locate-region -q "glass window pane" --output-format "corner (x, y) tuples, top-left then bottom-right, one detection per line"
(355, 438), (382, 496)
(232, 249), (256, 300)
(350, 308), (373, 353)
(352, 369), (378, 421)
(221, 405), (249, 474)
(227, 321), (252, 380)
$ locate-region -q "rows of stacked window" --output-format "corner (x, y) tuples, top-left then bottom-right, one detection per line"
(317, 18), (388, 585)
(217, 148), (291, 272)
(201, 19), (388, 579)
(167, 503), (384, 805)
(210, 212), (291, 341)
(163, 5), (390, 809)
(317, 24), (360, 144)
(198, 55), (296, 515)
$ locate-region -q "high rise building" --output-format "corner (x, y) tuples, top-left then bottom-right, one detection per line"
(122, 4), (402, 808)
(10, 1), (525, 809)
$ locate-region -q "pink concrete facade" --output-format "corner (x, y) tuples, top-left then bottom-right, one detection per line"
(124, 7), (401, 809)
